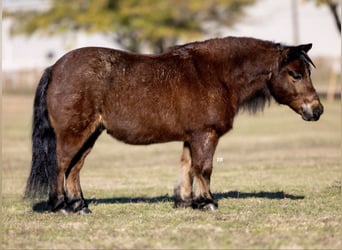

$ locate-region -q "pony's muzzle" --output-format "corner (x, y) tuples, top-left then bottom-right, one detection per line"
(301, 101), (324, 121)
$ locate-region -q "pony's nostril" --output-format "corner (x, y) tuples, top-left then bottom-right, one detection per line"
(302, 107), (312, 120)
(301, 103), (323, 121)
(313, 105), (324, 120)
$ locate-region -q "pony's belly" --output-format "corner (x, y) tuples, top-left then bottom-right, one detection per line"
(103, 118), (185, 145)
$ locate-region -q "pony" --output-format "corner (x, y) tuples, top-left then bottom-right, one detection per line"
(25, 36), (323, 213)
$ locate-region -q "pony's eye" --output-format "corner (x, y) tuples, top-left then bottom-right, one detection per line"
(288, 70), (302, 81)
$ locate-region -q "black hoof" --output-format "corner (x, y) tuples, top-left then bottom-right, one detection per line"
(54, 203), (91, 215)
(56, 208), (70, 215)
(45, 195), (90, 214)
(192, 197), (218, 211)
(78, 207), (92, 215)
(67, 196), (89, 213)
(49, 195), (68, 213)
(202, 203), (218, 211)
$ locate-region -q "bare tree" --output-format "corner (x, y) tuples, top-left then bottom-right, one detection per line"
(313, 0), (341, 34)
(327, 0), (341, 33)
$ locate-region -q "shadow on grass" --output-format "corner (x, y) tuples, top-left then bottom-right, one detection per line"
(215, 191), (304, 200)
(89, 190), (304, 205)
(32, 191), (304, 212)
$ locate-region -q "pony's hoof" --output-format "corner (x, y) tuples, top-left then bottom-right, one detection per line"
(191, 198), (218, 211)
(78, 207), (92, 215)
(56, 208), (70, 215)
(202, 203), (218, 211)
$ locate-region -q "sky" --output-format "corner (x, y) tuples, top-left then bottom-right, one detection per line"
(224, 0), (341, 58)
(2, 0), (341, 71)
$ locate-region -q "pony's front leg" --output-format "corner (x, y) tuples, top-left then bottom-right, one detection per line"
(191, 130), (219, 211)
(174, 142), (193, 208)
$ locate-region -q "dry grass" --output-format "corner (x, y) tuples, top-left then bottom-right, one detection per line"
(2, 94), (341, 249)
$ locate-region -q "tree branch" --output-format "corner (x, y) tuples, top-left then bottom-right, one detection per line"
(327, 1), (341, 34)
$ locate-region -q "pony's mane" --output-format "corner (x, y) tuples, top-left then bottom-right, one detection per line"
(300, 52), (315, 74)
(166, 38), (211, 52)
(239, 88), (272, 114)
(167, 36), (280, 54)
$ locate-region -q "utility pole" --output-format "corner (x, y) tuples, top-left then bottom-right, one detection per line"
(291, 0), (300, 45)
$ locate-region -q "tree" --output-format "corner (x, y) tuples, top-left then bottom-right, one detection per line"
(4, 0), (256, 52)
(311, 0), (341, 34)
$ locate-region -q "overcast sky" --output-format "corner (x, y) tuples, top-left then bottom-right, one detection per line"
(223, 0), (341, 58)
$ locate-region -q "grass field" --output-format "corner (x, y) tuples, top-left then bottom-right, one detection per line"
(2, 93), (341, 249)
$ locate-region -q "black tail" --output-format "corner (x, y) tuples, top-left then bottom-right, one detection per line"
(25, 67), (57, 200)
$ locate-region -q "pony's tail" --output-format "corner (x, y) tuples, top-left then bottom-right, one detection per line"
(25, 67), (57, 200)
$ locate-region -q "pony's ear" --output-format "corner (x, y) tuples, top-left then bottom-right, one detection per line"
(281, 43), (315, 67)
(286, 44), (312, 57)
(297, 43), (312, 53)
(296, 44), (316, 68)
(282, 43), (312, 58)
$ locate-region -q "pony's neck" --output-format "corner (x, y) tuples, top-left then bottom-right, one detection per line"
(218, 40), (280, 113)
(235, 69), (273, 114)
(178, 37), (282, 113)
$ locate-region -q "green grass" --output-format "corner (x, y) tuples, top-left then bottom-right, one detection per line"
(2, 94), (341, 249)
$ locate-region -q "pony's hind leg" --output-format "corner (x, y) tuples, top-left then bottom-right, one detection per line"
(65, 126), (103, 213)
(65, 148), (92, 214)
(174, 142), (193, 208)
(51, 125), (102, 214)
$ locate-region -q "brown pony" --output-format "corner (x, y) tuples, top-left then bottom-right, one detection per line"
(25, 36), (323, 213)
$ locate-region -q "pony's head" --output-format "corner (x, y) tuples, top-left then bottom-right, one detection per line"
(270, 44), (323, 121)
